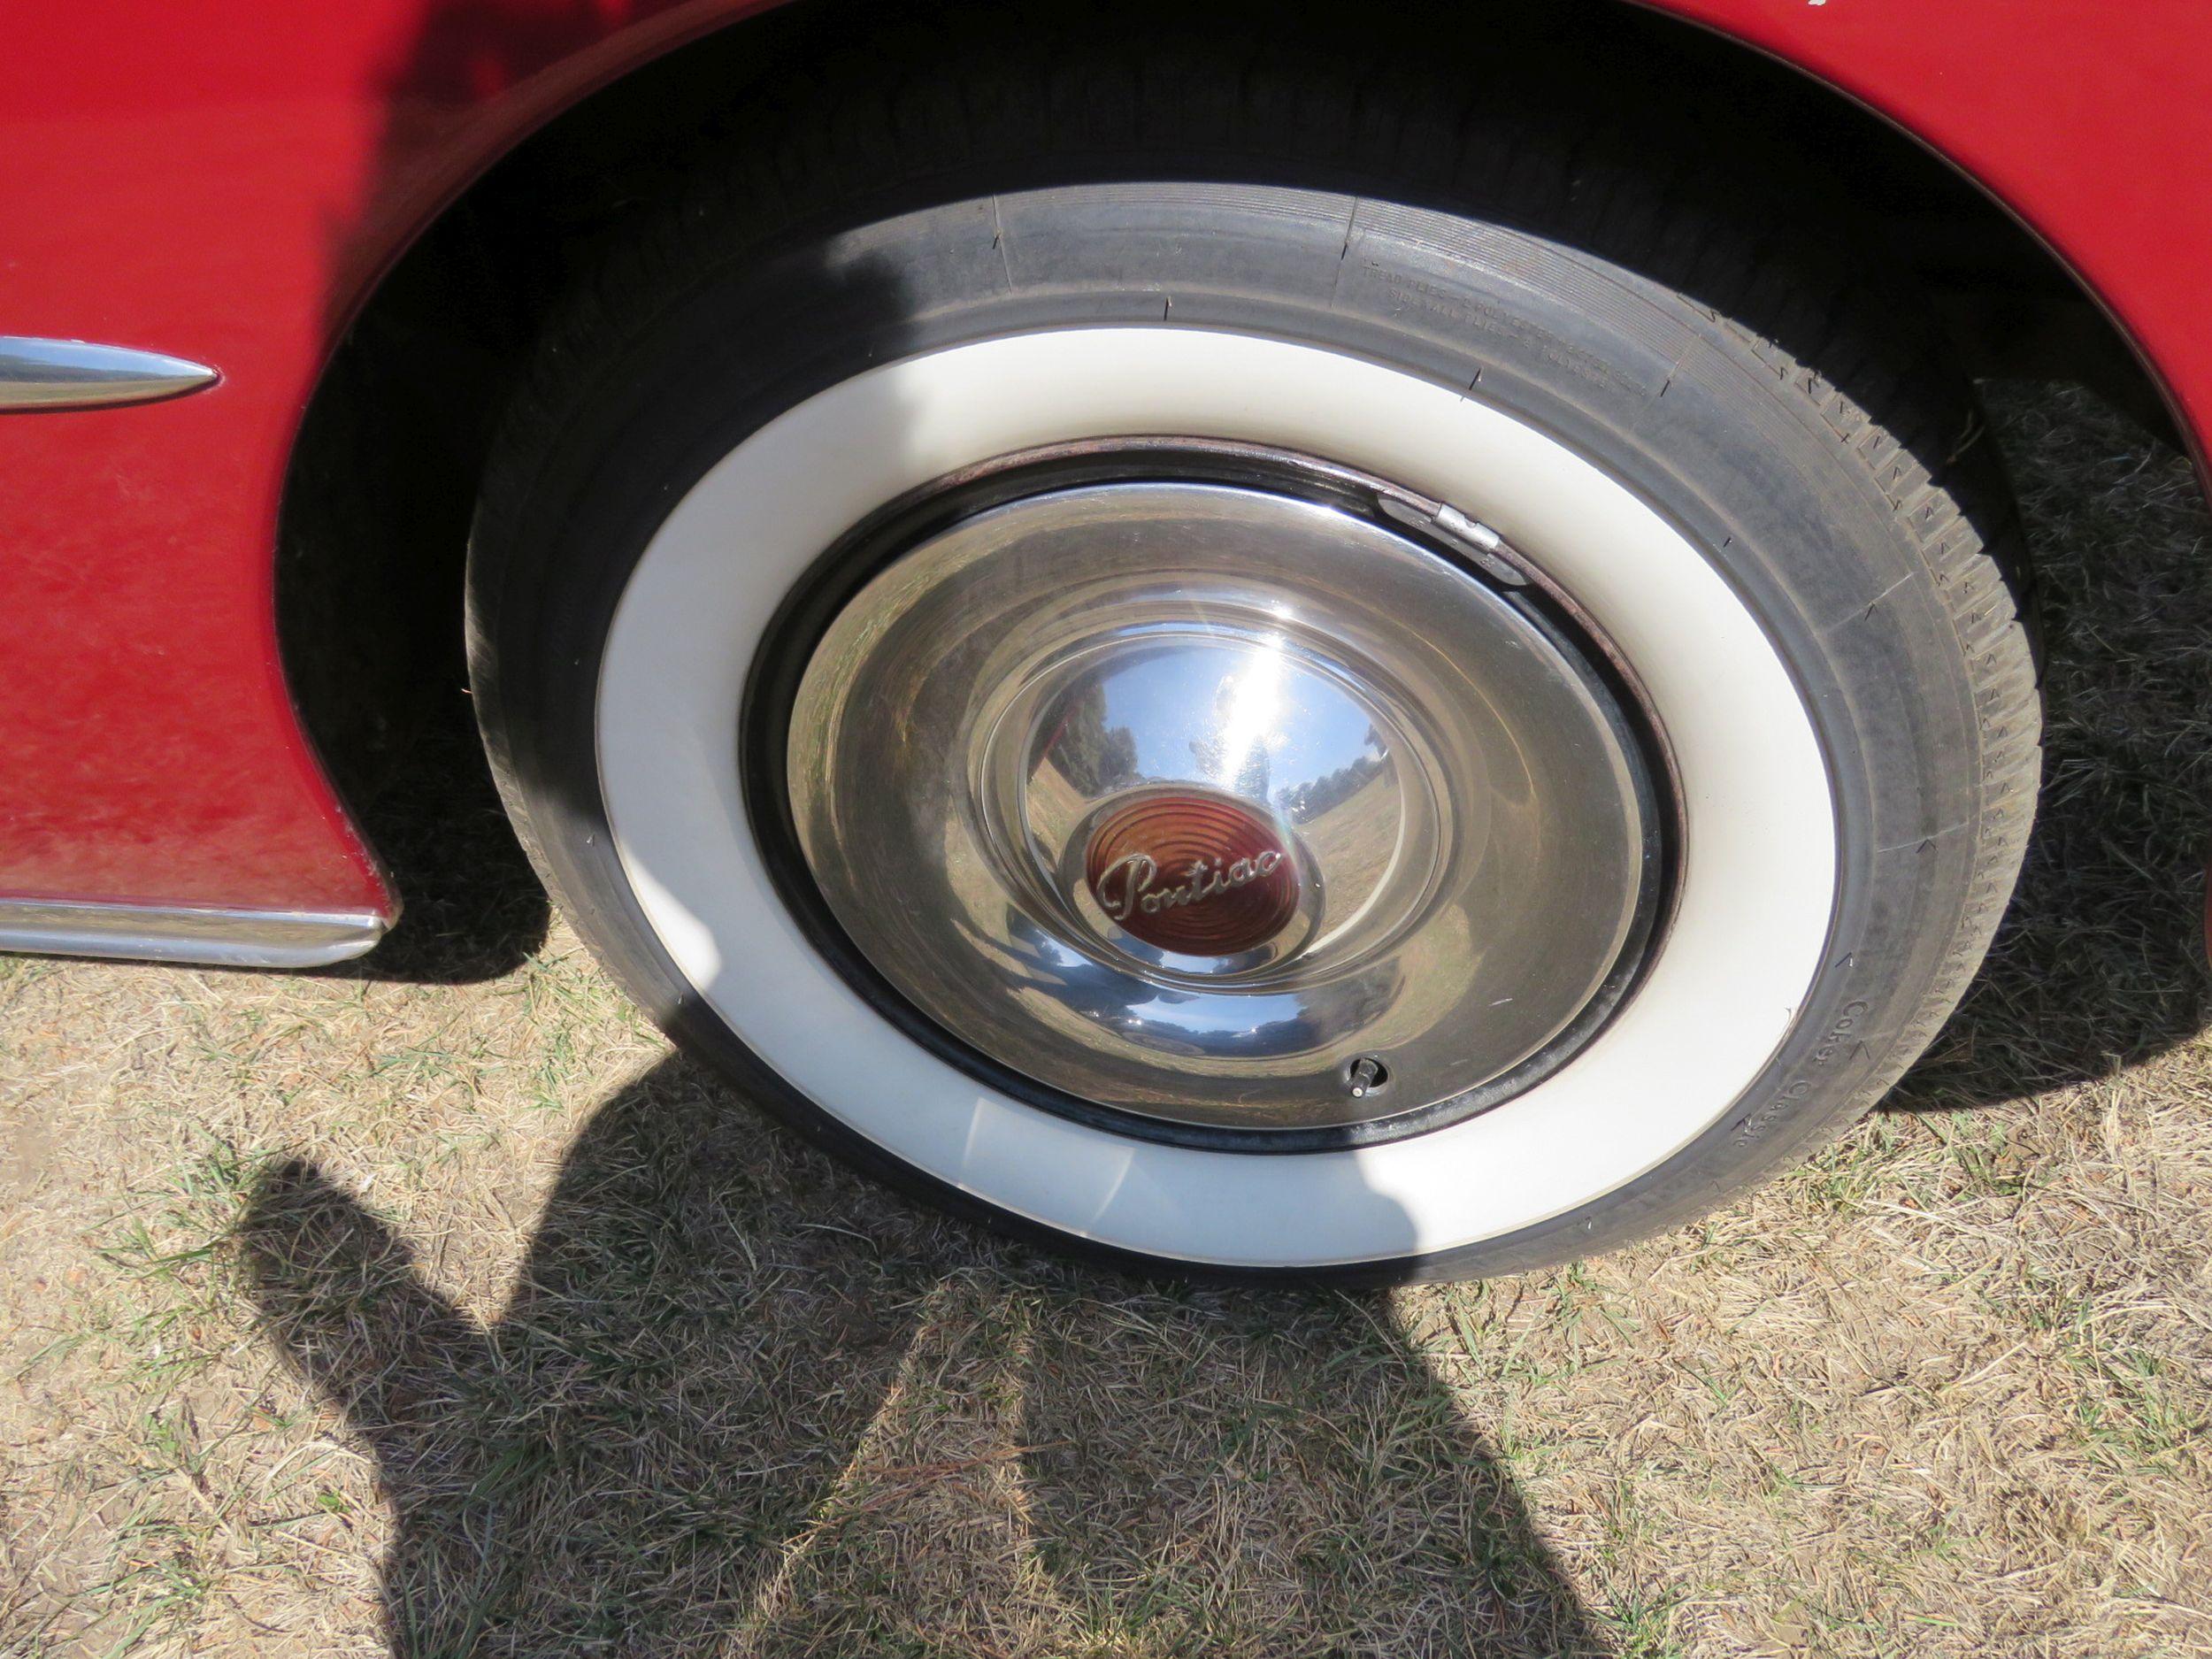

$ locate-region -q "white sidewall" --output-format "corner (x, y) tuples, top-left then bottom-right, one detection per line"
(598, 327), (1836, 1267)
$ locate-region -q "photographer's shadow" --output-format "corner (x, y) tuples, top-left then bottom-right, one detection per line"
(243, 1056), (1601, 1656)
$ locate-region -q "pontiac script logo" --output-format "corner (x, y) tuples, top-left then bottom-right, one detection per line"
(1092, 848), (1286, 922)
(1082, 790), (1299, 956)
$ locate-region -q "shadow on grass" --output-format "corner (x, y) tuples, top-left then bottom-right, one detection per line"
(242, 1055), (1602, 1657)
(1894, 383), (2212, 1111)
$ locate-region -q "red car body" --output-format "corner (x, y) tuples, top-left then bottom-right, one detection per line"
(4, 0), (2208, 960)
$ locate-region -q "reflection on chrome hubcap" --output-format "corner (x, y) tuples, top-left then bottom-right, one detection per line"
(777, 447), (1662, 1137)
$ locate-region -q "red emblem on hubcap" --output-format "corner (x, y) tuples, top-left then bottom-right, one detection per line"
(1083, 791), (1299, 956)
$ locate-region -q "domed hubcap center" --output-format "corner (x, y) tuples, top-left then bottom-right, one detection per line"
(773, 449), (1661, 1138)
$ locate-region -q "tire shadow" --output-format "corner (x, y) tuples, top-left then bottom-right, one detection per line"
(241, 1056), (1603, 1656)
(1894, 382), (2212, 1110)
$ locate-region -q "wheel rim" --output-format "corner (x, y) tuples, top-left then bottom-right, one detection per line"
(597, 325), (1835, 1266)
(775, 449), (1662, 1137)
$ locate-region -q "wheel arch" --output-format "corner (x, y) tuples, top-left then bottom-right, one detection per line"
(276, 0), (2169, 835)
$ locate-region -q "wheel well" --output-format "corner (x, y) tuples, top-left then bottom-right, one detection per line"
(278, 0), (2164, 825)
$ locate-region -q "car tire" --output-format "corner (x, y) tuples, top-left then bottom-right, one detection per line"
(466, 50), (2038, 1281)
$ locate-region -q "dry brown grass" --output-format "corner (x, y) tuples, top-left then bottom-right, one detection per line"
(4, 382), (2209, 1658)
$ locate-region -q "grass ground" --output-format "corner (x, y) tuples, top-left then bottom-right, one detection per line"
(4, 383), (2209, 1658)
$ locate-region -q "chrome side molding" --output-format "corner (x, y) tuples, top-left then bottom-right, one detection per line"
(0, 335), (219, 411)
(0, 897), (387, 968)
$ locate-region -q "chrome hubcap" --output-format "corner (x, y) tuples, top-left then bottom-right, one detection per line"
(778, 449), (1660, 1137)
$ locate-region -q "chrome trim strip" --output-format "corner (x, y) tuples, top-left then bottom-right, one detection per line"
(0, 898), (387, 968)
(0, 336), (219, 411)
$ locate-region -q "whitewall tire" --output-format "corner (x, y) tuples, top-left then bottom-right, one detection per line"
(467, 88), (2036, 1281)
